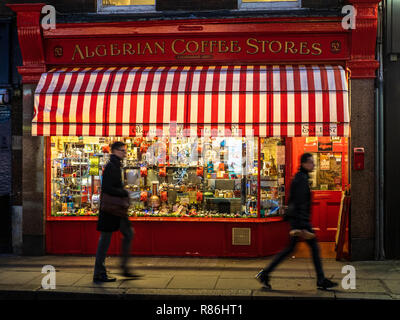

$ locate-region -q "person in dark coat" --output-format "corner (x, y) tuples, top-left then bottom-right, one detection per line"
(93, 141), (138, 282)
(255, 153), (338, 290)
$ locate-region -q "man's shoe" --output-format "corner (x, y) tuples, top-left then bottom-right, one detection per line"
(93, 274), (117, 283)
(122, 270), (141, 278)
(121, 268), (142, 278)
(317, 278), (338, 289)
(255, 270), (271, 290)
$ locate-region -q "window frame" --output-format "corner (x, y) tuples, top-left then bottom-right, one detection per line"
(238, 0), (301, 11)
(97, 0), (301, 13)
(97, 0), (156, 13)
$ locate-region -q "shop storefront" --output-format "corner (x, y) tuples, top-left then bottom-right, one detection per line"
(9, 1), (380, 259)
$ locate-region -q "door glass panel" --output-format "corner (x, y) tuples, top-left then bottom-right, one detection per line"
(310, 152), (342, 191)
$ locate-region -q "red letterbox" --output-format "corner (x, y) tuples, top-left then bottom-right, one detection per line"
(353, 148), (365, 170)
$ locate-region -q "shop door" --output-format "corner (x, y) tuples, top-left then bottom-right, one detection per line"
(290, 137), (348, 242)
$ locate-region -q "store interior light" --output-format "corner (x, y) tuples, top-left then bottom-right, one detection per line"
(0, 89), (10, 105)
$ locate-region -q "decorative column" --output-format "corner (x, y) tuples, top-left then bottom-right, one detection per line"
(347, 0), (381, 260)
(8, 3), (47, 255)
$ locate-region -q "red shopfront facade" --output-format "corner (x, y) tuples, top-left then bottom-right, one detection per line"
(9, 2), (380, 258)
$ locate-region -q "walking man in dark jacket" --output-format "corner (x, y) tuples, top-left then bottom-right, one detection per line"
(256, 153), (337, 290)
(93, 141), (138, 282)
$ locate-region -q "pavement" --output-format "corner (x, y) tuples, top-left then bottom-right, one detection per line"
(0, 254), (400, 302)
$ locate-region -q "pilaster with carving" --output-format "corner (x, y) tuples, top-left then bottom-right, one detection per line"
(347, 0), (382, 78)
(7, 3), (46, 84)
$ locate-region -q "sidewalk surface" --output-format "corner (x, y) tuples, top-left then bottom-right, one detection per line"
(0, 254), (400, 300)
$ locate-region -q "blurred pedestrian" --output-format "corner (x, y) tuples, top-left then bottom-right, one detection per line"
(256, 153), (337, 290)
(93, 141), (139, 283)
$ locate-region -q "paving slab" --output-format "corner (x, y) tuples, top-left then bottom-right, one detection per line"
(118, 276), (172, 289)
(268, 278), (317, 291)
(167, 275), (219, 289)
(354, 270), (400, 280)
(73, 274), (125, 288)
(0, 271), (43, 286)
(36, 286), (125, 300)
(334, 292), (392, 300)
(253, 288), (335, 300)
(381, 280), (400, 294)
(24, 271), (87, 287)
(334, 279), (387, 294)
(125, 288), (252, 299)
(215, 278), (262, 290)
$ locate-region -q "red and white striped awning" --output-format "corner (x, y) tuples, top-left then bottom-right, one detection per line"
(33, 65), (349, 137)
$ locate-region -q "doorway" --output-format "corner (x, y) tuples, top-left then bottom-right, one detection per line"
(287, 137), (349, 258)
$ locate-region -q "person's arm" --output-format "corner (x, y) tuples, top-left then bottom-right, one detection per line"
(101, 165), (128, 197)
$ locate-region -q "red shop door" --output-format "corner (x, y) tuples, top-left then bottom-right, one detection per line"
(288, 137), (348, 242)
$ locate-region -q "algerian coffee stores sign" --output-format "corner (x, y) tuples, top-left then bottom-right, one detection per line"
(45, 34), (348, 65)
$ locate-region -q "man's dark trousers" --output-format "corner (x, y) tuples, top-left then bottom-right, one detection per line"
(263, 225), (325, 282)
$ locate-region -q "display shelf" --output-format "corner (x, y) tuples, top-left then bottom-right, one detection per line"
(205, 197), (241, 201)
(46, 215), (284, 223)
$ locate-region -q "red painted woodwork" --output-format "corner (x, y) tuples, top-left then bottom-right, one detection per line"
(8, 3), (380, 82)
(347, 0), (381, 78)
(46, 219), (290, 257)
(311, 191), (343, 241)
(288, 137), (349, 242)
(6, 3), (46, 84)
(8, 2), (379, 256)
(44, 34), (349, 66)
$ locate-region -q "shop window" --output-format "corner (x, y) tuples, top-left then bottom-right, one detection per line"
(98, 0), (300, 13)
(309, 152), (343, 191)
(99, 0), (156, 13)
(239, 0), (301, 10)
(49, 136), (286, 219)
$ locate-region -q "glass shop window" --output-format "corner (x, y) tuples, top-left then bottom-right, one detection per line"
(309, 152), (343, 191)
(239, 0), (301, 10)
(99, 0), (155, 12)
(98, 0), (300, 13)
(50, 136), (287, 218)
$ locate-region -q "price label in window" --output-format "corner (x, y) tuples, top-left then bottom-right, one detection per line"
(320, 154), (330, 171)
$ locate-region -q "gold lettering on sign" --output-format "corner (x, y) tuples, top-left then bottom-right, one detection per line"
(72, 45), (85, 61)
(95, 45), (107, 57)
(110, 44), (121, 56)
(269, 41), (282, 54)
(69, 39), (329, 61)
(123, 43), (135, 55)
(284, 41), (298, 54)
(155, 42), (165, 54)
(142, 42), (153, 55)
(246, 38), (258, 55)
(218, 40), (229, 53)
(299, 42), (311, 55)
(186, 40), (199, 54)
(85, 46), (95, 58)
(172, 39), (185, 54)
(230, 41), (241, 53)
(311, 43), (322, 55)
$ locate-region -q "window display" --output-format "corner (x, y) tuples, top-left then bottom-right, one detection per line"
(309, 152), (343, 191)
(49, 136), (286, 219)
